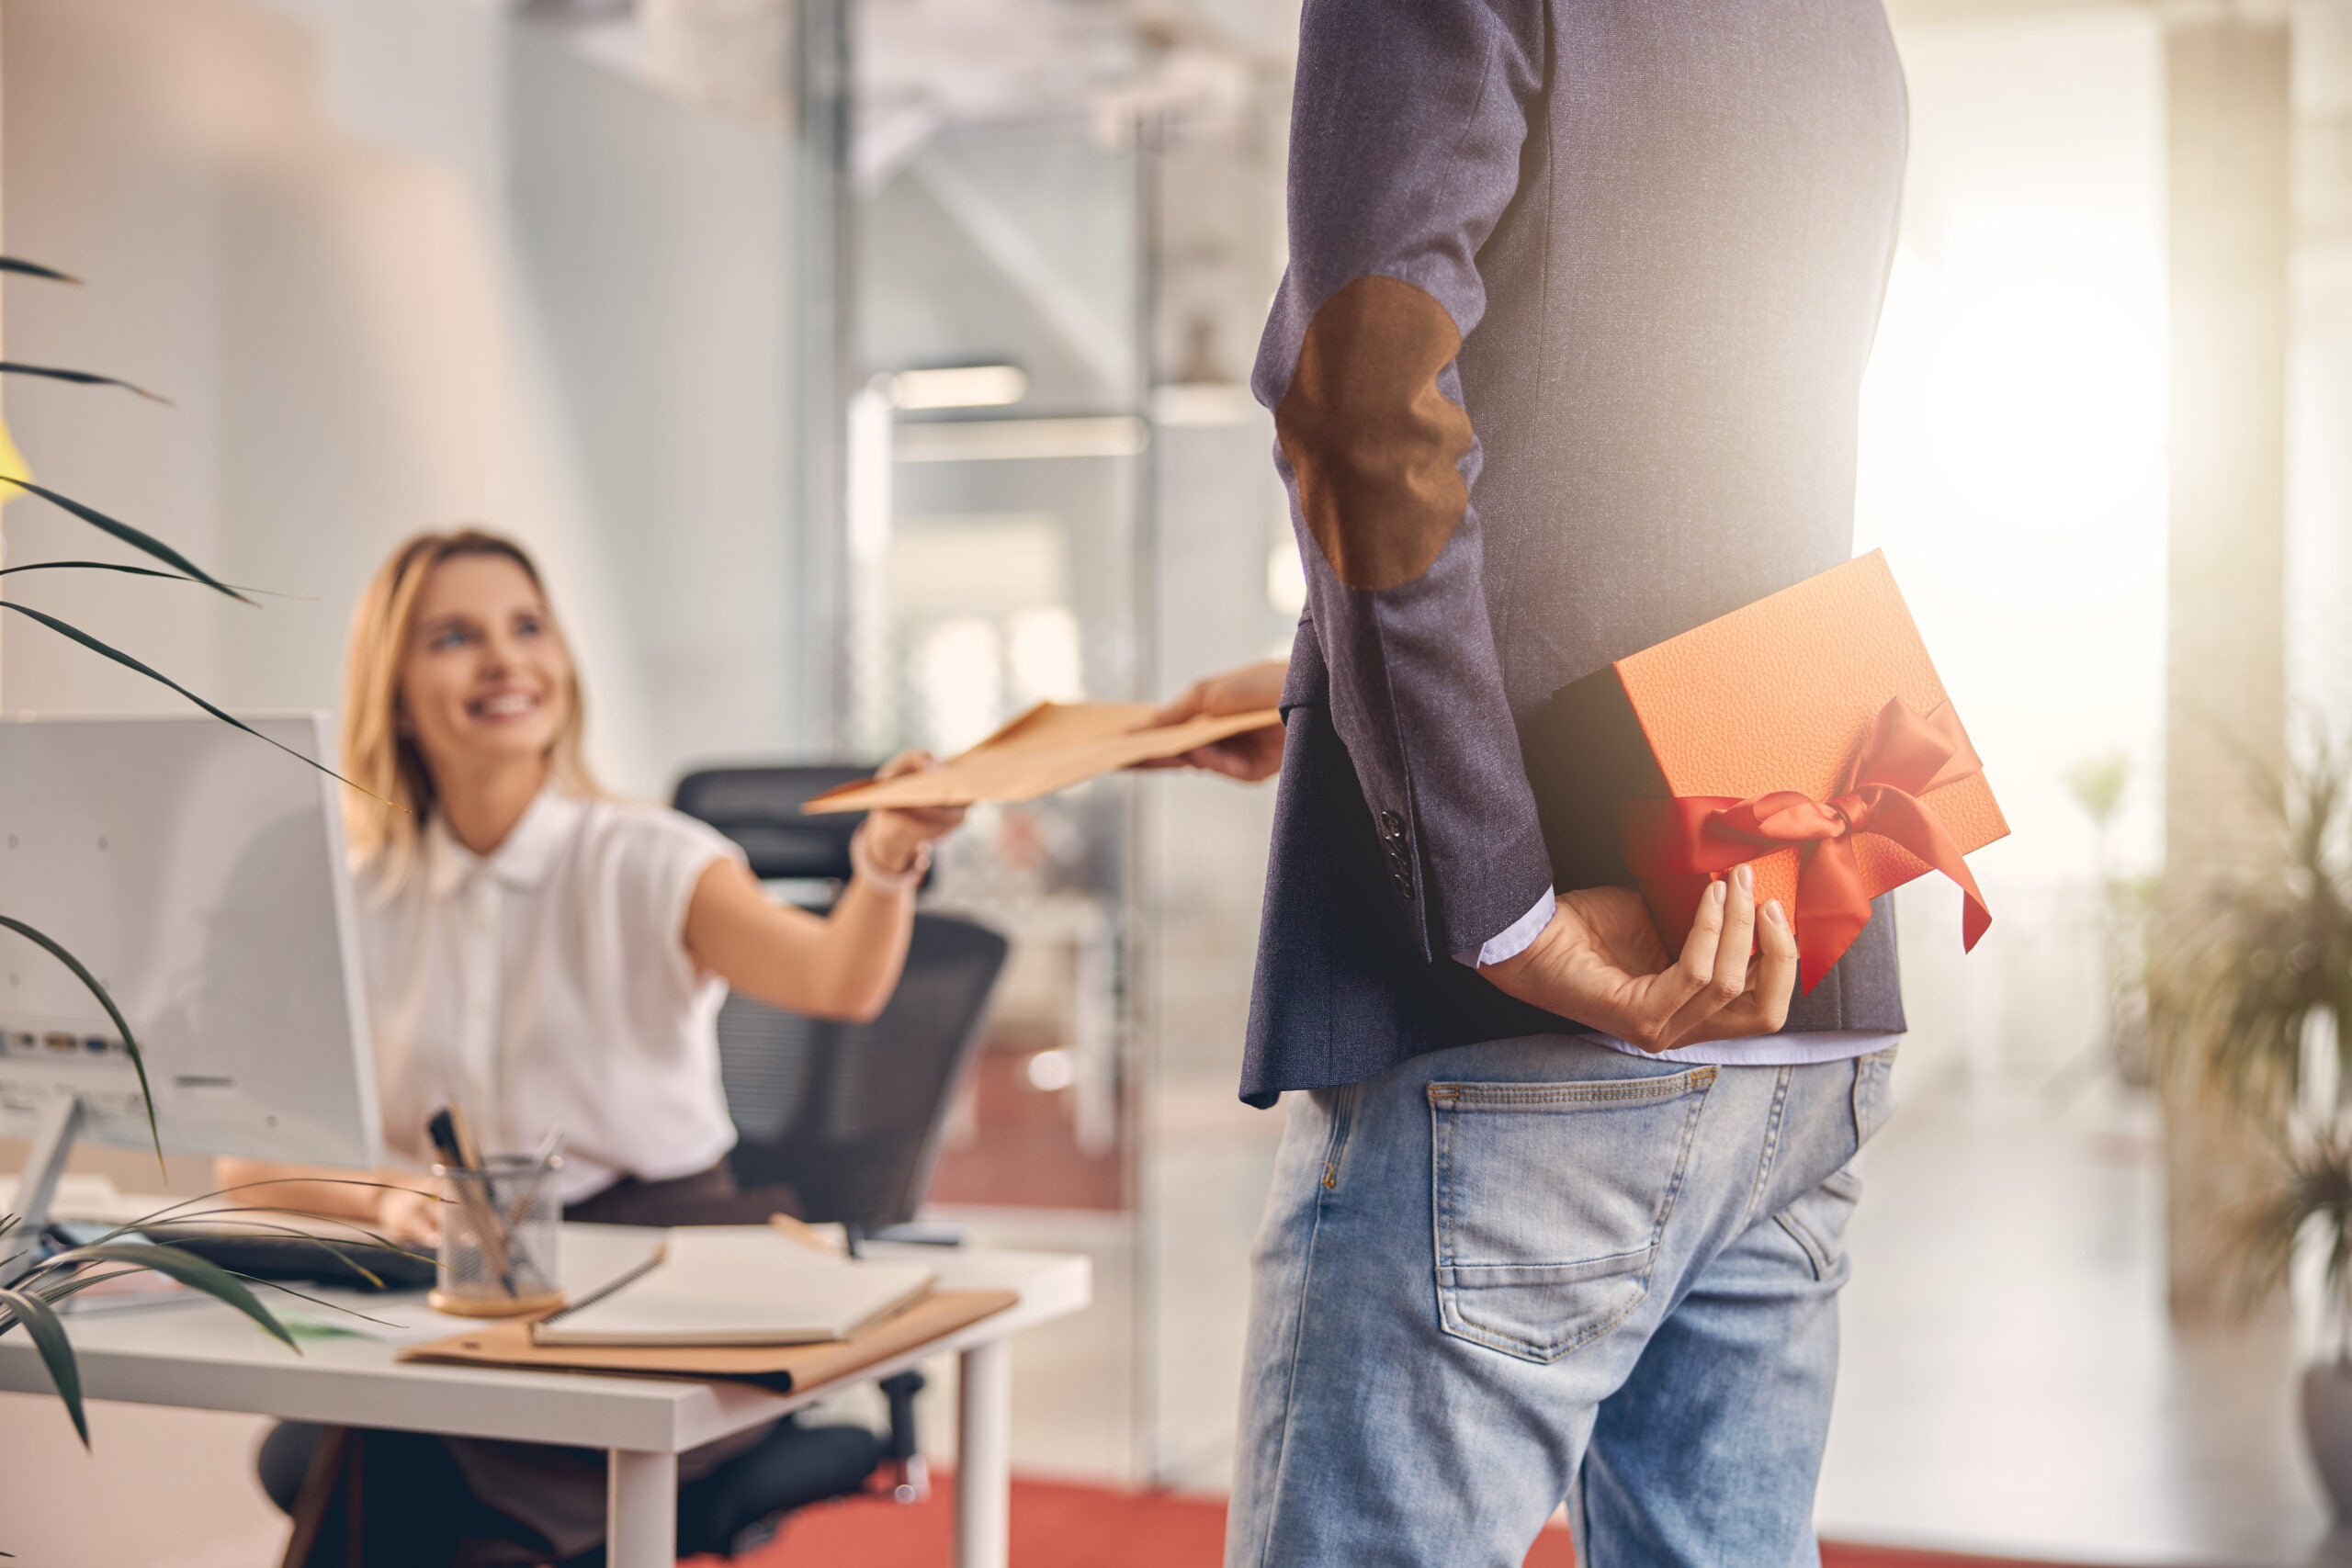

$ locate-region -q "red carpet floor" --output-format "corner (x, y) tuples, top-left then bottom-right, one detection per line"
(709, 1476), (2100, 1567)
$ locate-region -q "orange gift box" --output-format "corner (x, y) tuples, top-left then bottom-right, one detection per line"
(1521, 551), (2007, 993)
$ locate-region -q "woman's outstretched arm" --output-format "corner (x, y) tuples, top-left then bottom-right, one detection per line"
(684, 751), (965, 1022)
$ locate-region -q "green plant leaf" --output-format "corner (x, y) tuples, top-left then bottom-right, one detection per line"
(0, 558), (308, 599)
(117, 1179), (429, 1234)
(0, 1284), (90, 1447)
(0, 915), (159, 1162)
(0, 256), (80, 285)
(0, 559), (194, 583)
(0, 600), (390, 805)
(2064, 751), (2131, 829)
(28, 1267), (143, 1302)
(0, 478), (247, 603)
(35, 1252), (402, 1332)
(134, 1217), (402, 1291)
(0, 361), (168, 403)
(194, 1267), (405, 1331)
(35, 1243), (298, 1352)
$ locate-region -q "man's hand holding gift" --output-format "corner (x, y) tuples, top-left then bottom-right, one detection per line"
(1480, 869), (1800, 1054)
(1148, 657), (1802, 1051)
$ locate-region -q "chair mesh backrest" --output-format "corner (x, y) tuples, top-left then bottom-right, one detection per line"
(673, 765), (873, 882)
(673, 764), (1004, 1230)
(714, 913), (1008, 1229)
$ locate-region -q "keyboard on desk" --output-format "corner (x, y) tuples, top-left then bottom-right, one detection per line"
(157, 1231), (437, 1292)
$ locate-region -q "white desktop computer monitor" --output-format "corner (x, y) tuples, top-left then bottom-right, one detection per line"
(0, 714), (380, 1222)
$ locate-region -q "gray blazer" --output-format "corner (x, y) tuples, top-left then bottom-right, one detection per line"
(1240, 0), (1912, 1106)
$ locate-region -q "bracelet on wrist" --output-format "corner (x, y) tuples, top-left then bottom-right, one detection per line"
(850, 824), (929, 894)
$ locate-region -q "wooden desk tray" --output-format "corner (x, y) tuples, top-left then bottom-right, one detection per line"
(395, 1286), (1020, 1393)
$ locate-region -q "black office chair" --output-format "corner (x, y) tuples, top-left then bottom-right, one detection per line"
(667, 764), (1011, 1560)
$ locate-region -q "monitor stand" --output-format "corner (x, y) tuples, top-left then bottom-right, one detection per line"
(1, 1092), (87, 1288)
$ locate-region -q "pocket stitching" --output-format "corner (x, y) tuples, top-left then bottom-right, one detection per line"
(1774, 1163), (1862, 1282)
(1774, 1207), (1838, 1280)
(1851, 1045), (1898, 1145)
(1430, 1069), (1715, 1363)
(1428, 1066), (1718, 1111)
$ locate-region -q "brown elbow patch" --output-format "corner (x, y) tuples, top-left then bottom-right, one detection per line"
(1275, 276), (1475, 592)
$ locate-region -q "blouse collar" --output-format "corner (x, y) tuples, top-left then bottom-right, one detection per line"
(423, 784), (582, 897)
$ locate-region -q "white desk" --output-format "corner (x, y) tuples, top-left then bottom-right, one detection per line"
(0, 1225), (1091, 1568)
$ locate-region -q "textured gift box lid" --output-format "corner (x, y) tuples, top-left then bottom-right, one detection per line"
(1620, 550), (2007, 887)
(1526, 550), (2007, 955)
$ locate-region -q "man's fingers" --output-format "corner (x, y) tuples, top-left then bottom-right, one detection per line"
(1749, 897), (1798, 1032)
(1145, 682), (1208, 728)
(1681, 897), (1802, 1046)
(1194, 740), (1268, 780)
(1648, 872), (1759, 1053)
(1672, 877), (1729, 997)
(1711, 865), (1758, 1006)
(1622, 878), (1727, 1050)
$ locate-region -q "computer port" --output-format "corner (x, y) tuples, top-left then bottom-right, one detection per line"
(43, 1032), (78, 1054)
(83, 1035), (110, 1054)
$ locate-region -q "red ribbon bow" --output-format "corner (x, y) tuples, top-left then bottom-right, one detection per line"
(1620, 697), (1993, 994)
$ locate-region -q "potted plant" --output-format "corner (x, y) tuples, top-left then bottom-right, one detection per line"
(2153, 739), (2352, 1517)
(0, 253), (403, 1485)
(2061, 750), (2155, 1092)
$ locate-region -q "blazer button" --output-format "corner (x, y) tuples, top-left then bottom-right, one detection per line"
(1391, 869), (1414, 898)
(1379, 810), (1404, 840)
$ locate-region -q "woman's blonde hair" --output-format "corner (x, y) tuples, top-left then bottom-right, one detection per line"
(342, 527), (601, 876)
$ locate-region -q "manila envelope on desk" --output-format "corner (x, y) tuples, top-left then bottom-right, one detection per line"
(1521, 551), (2008, 994)
(802, 701), (1281, 815)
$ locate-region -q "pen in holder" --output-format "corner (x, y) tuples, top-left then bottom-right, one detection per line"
(428, 1152), (565, 1318)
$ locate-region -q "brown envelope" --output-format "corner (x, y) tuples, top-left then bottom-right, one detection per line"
(801, 701), (1282, 815)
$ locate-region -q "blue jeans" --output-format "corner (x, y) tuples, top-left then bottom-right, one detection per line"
(1226, 1034), (1896, 1568)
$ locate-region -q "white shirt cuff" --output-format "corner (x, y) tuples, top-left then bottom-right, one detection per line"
(1458, 886), (1555, 968)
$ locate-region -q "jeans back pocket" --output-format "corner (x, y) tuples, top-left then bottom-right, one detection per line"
(1429, 1067), (1715, 1364)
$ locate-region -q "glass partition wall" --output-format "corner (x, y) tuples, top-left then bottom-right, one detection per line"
(845, 5), (1296, 1484)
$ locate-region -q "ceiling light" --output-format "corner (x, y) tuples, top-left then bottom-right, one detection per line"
(884, 365), (1028, 410)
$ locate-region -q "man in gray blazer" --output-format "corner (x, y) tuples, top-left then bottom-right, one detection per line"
(1152, 0), (1911, 1562)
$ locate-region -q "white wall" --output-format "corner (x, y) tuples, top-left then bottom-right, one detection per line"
(0, 0), (809, 799)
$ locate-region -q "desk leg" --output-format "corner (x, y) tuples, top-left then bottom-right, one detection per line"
(956, 1339), (1012, 1568)
(606, 1448), (677, 1568)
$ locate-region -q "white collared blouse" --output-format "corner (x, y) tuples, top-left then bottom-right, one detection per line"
(356, 786), (747, 1205)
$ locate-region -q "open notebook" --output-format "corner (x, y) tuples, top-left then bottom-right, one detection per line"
(531, 1225), (936, 1348)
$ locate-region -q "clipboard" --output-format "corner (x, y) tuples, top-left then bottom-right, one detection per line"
(396, 1287), (1019, 1393)
(800, 701), (1281, 814)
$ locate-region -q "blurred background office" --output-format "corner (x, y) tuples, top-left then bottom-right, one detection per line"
(0, 0), (2346, 1563)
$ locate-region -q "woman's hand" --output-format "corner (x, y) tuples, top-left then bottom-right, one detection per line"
(860, 750), (967, 874)
(1481, 864), (1800, 1053)
(1137, 659), (1289, 784)
(374, 1183), (446, 1249)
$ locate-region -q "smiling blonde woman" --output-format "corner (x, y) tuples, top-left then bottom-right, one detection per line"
(222, 526), (961, 1563)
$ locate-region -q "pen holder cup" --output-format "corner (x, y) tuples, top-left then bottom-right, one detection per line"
(429, 1155), (565, 1318)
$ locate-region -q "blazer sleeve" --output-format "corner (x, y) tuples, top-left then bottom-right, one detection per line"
(1252, 0), (1553, 964)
